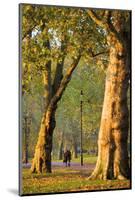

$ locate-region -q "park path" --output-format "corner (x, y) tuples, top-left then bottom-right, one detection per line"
(22, 161), (95, 171)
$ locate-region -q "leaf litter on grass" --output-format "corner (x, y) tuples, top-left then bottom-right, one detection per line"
(22, 163), (131, 194)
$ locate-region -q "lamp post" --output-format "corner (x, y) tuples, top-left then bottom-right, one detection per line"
(23, 115), (28, 164)
(80, 90), (83, 166)
(23, 114), (31, 164)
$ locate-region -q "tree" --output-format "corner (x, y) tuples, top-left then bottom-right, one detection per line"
(22, 115), (29, 163)
(87, 10), (131, 180)
(21, 5), (111, 174)
(30, 53), (81, 173)
(22, 5), (86, 173)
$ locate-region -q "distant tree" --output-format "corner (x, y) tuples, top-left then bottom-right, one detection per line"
(54, 63), (105, 159)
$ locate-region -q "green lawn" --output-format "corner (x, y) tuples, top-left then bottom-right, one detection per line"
(28, 154), (97, 164)
(51, 155), (97, 164)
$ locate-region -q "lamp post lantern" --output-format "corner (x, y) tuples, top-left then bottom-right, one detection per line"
(80, 90), (83, 166)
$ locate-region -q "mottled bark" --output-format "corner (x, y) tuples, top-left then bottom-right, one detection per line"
(43, 60), (52, 109)
(89, 35), (130, 180)
(31, 48), (53, 173)
(31, 56), (81, 173)
(31, 109), (56, 173)
(87, 11), (131, 180)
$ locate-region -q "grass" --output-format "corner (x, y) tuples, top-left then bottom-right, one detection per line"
(28, 154), (97, 164)
(53, 155), (97, 164)
(22, 159), (131, 195)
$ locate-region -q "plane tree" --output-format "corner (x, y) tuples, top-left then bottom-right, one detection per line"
(87, 9), (131, 180)
(21, 5), (106, 173)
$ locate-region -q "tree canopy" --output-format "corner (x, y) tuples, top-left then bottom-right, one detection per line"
(21, 4), (130, 179)
(21, 4), (108, 159)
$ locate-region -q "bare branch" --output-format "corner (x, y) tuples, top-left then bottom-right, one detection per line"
(92, 51), (109, 57)
(88, 48), (109, 57)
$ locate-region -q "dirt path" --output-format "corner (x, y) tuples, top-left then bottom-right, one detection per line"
(22, 162), (95, 171)
(54, 162), (95, 171)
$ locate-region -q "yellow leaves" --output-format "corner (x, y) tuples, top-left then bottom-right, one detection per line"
(32, 47), (37, 53)
(24, 5), (32, 12)
(27, 63), (31, 71)
(22, 166), (130, 194)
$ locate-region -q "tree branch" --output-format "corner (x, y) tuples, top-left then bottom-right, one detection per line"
(55, 55), (81, 101)
(52, 33), (70, 95)
(86, 9), (122, 42)
(89, 48), (109, 57)
(46, 55), (81, 115)
(52, 40), (67, 95)
(86, 10), (109, 30)
(42, 37), (52, 110)
(42, 60), (52, 110)
(52, 57), (65, 95)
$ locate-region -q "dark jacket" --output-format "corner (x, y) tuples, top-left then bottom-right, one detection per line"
(63, 150), (71, 162)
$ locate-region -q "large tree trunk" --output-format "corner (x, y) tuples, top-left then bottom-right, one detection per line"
(31, 56), (81, 173)
(31, 108), (56, 173)
(89, 32), (130, 180)
(31, 57), (54, 173)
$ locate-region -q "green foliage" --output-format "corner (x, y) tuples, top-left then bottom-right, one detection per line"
(53, 59), (105, 156)
(21, 4), (107, 93)
(21, 5), (130, 160)
(21, 4), (108, 158)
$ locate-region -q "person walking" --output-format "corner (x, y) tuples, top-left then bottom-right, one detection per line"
(63, 149), (71, 167)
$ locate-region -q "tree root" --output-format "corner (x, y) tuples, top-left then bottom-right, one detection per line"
(87, 172), (128, 181)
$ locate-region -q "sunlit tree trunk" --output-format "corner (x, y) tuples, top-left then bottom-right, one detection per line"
(31, 106), (56, 173)
(31, 59), (53, 173)
(90, 35), (130, 180)
(31, 56), (81, 173)
(87, 10), (131, 180)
